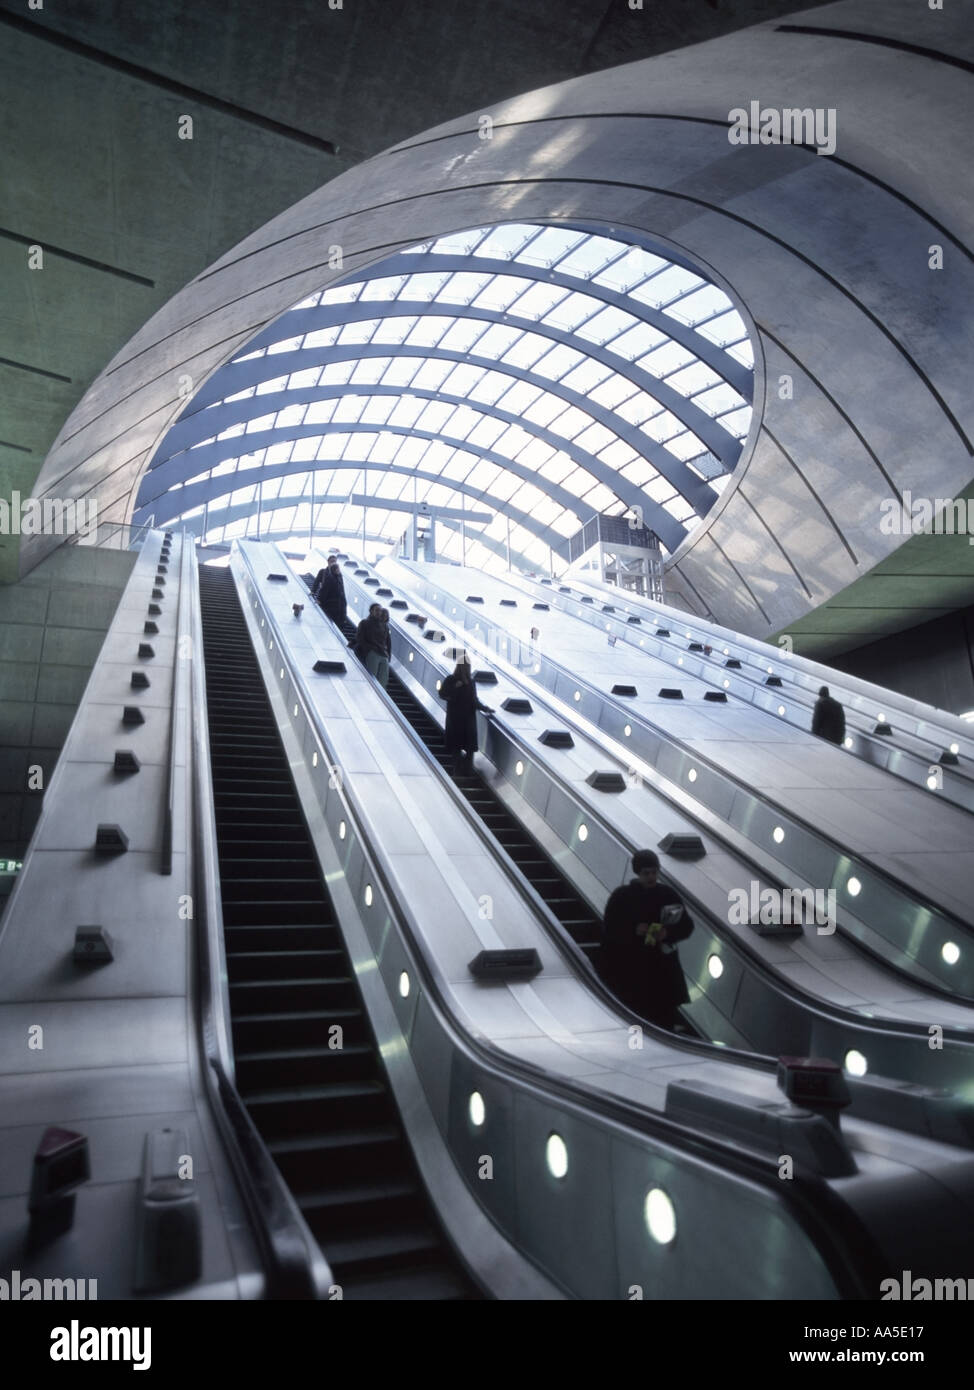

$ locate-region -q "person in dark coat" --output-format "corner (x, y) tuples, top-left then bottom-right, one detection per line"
(314, 555), (347, 627)
(438, 661), (493, 774)
(811, 685), (845, 745)
(351, 603), (389, 687)
(602, 849), (693, 1030)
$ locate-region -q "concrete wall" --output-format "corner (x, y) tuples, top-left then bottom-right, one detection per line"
(0, 545), (135, 867)
(832, 606), (974, 718)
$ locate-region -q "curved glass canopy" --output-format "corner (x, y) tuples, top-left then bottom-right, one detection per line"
(134, 223), (754, 569)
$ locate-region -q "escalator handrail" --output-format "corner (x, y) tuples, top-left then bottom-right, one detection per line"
(390, 563), (974, 943)
(240, 542), (889, 1301)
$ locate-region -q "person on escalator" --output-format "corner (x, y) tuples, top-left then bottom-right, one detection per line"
(601, 850), (694, 1032)
(811, 685), (845, 746)
(438, 660), (493, 775)
(349, 603), (388, 687)
(314, 555), (348, 628)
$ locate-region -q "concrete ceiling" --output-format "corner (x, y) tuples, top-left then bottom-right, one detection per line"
(3, 0), (971, 666)
(0, 0), (816, 583)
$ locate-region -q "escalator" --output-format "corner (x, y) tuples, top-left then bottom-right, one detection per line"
(198, 565), (481, 1300)
(334, 608), (603, 960)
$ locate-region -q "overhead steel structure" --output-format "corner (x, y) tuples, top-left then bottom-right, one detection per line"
(131, 224), (755, 570)
(21, 0), (974, 649)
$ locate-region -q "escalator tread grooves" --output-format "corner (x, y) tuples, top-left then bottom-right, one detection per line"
(197, 567), (479, 1300)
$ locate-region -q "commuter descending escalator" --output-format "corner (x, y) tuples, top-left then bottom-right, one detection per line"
(198, 566), (481, 1300)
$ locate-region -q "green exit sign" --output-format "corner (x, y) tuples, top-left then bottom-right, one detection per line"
(1, 860), (22, 874)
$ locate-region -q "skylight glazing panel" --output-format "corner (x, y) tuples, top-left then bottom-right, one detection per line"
(590, 247), (657, 293)
(532, 343), (584, 381)
(217, 422), (247, 441)
(256, 375), (289, 396)
(554, 236), (625, 280)
(576, 480), (618, 512)
(361, 397), (396, 427)
(727, 339), (754, 369)
(415, 400), (455, 434)
(440, 363), (487, 397)
(245, 413), (276, 434)
(619, 457), (657, 488)
(474, 224), (539, 261)
(467, 416), (508, 451)
(306, 399), (338, 426)
(665, 430), (708, 461)
(303, 325), (342, 349)
(575, 305), (637, 346)
(274, 404), (307, 430)
(506, 282), (569, 321)
(514, 226), (587, 267)
(403, 272), (453, 301)
(338, 320), (379, 346)
(664, 495), (696, 522)
(444, 404), (484, 440)
(634, 266), (703, 307)
(409, 359), (454, 392)
(472, 276), (524, 313)
(350, 359), (388, 386)
(515, 438), (556, 470)
(500, 333), (550, 371)
(280, 471), (309, 499)
(608, 323), (666, 362)
(667, 361), (722, 396)
(430, 228), (491, 257)
(364, 434), (399, 464)
(542, 291), (601, 332)
(319, 362), (355, 386)
(685, 451), (722, 480)
(598, 439), (639, 471)
(471, 323), (523, 360)
(267, 335), (304, 355)
(574, 422), (616, 455)
(520, 394), (565, 430)
(539, 453), (577, 486)
(693, 382), (746, 417)
(405, 317), (451, 349)
(223, 386), (257, 403)
(436, 272), (494, 305)
(548, 404), (593, 440)
(286, 368), (321, 391)
(717, 405), (752, 437)
(645, 476), (677, 504)
(586, 374), (637, 411)
(360, 275), (409, 301)
(663, 284), (731, 328)
(233, 348), (266, 363)
(467, 372), (509, 407)
(371, 317), (416, 345)
(319, 283), (364, 305)
(333, 396), (366, 424)
(558, 359), (611, 395)
(438, 319), (489, 354)
(494, 380), (541, 416)
(695, 309), (747, 346)
(291, 438), (320, 463)
(492, 424), (534, 459)
(641, 411), (682, 443)
(380, 357), (421, 387)
(614, 393), (662, 427)
(462, 456), (499, 489)
(639, 342), (694, 379)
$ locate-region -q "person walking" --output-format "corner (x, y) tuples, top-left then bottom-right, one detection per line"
(602, 850), (694, 1031)
(438, 660), (493, 775)
(811, 685), (845, 746)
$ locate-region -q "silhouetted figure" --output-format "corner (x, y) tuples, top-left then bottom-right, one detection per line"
(351, 602), (389, 687)
(602, 850), (694, 1031)
(439, 661), (492, 775)
(313, 555), (347, 626)
(812, 685), (845, 745)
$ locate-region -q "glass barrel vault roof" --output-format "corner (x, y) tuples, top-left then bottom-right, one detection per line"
(134, 223), (755, 570)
